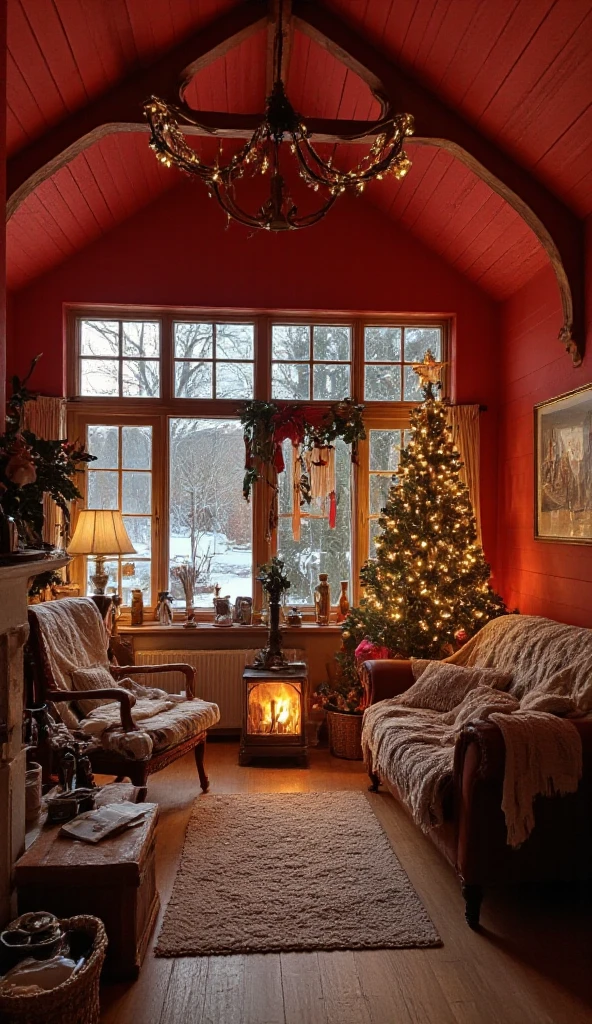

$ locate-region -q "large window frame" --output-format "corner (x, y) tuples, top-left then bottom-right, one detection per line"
(67, 308), (450, 620)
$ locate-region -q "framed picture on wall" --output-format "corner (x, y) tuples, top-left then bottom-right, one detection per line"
(535, 383), (592, 543)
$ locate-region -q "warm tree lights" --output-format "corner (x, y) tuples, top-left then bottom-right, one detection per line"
(341, 368), (506, 666)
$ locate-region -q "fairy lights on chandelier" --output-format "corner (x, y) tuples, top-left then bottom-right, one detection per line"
(144, 3), (414, 231)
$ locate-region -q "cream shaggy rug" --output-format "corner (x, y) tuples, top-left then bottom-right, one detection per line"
(155, 792), (441, 956)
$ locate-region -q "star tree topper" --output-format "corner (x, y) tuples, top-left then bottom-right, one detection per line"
(412, 349), (446, 391)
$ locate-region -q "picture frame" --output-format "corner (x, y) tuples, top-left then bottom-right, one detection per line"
(534, 383), (592, 543)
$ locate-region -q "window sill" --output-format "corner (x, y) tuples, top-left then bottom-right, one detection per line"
(117, 622), (342, 635)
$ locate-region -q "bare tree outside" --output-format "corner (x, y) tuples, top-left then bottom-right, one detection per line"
(169, 419), (251, 606)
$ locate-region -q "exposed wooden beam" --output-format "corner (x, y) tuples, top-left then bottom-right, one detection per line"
(266, 0), (293, 96)
(6, 0), (267, 216)
(6, 113), (387, 219)
(293, 0), (585, 366)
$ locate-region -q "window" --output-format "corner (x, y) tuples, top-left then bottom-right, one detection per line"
(70, 311), (448, 616)
(174, 322), (254, 398)
(367, 429), (412, 556)
(277, 438), (352, 605)
(79, 319), (160, 397)
(272, 324), (351, 400)
(364, 325), (442, 402)
(169, 419), (252, 606)
(85, 424), (153, 604)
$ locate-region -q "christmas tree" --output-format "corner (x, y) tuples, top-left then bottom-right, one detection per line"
(341, 357), (506, 669)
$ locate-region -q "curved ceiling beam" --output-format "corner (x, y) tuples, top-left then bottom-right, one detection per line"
(293, 0), (585, 366)
(6, 0), (267, 217)
(6, 0), (584, 364)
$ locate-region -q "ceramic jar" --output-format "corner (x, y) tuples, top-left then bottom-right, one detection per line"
(130, 588), (144, 626)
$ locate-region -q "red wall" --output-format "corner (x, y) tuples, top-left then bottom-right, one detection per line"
(8, 181), (501, 564)
(497, 218), (592, 625)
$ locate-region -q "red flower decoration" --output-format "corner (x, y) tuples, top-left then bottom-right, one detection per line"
(354, 639), (391, 663)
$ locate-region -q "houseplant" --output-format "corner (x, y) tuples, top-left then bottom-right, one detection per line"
(0, 357), (94, 552)
(313, 645), (367, 761)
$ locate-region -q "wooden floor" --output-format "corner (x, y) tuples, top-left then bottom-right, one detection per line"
(100, 741), (592, 1024)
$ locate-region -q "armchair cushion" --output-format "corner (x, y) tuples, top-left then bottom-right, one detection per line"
(79, 696), (220, 759)
(71, 665), (116, 717)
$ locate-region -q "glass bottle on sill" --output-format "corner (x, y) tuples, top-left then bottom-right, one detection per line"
(314, 574), (330, 625)
(337, 581), (350, 622)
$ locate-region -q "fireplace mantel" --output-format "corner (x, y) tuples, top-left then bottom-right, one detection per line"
(0, 553), (69, 925)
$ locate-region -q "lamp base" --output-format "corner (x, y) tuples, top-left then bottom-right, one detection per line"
(90, 556), (110, 595)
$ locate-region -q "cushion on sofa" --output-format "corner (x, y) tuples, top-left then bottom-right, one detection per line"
(394, 661), (513, 713)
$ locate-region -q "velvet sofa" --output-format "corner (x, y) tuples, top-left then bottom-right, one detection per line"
(361, 615), (592, 927)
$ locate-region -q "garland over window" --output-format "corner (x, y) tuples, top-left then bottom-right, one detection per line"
(240, 399), (365, 538)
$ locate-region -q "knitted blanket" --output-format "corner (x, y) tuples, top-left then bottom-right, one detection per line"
(362, 616), (589, 847)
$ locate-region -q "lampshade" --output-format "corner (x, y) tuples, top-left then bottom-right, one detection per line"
(67, 509), (136, 556)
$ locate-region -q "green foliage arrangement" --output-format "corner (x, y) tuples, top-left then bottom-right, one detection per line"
(240, 398), (366, 501)
(256, 556), (291, 600)
(0, 357), (95, 547)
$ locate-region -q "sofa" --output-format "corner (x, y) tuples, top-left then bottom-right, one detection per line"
(361, 614), (592, 927)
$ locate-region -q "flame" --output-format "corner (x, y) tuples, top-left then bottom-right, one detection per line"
(247, 681), (302, 735)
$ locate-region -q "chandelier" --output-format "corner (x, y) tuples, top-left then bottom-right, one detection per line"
(144, 3), (414, 231)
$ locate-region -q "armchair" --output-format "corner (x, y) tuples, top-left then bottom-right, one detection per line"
(25, 598), (220, 791)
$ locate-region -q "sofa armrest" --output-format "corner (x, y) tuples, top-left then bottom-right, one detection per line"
(47, 688), (138, 733)
(361, 659), (415, 706)
(455, 715), (592, 784)
(110, 663), (196, 700)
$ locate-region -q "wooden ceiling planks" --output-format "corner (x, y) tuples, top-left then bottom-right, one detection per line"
(5, 0), (589, 293)
(184, 30), (267, 114)
(6, 134), (173, 290)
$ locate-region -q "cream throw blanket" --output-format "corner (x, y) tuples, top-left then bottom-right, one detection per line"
(363, 615), (588, 847)
(33, 598), (219, 760)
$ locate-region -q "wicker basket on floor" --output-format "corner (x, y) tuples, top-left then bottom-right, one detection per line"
(0, 915), (107, 1024)
(327, 711), (363, 760)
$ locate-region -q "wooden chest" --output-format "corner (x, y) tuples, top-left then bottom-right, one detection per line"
(15, 805), (160, 979)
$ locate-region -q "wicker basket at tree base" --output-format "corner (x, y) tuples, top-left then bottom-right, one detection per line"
(0, 915), (107, 1024)
(327, 711), (363, 760)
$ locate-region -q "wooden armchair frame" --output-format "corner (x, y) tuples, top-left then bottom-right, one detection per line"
(26, 606), (212, 792)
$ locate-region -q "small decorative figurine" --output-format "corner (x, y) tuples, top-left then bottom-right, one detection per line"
(314, 573), (330, 625)
(337, 581), (350, 622)
(155, 590), (174, 625)
(130, 588), (144, 626)
(214, 595), (233, 626)
(287, 607), (302, 626)
(234, 596), (253, 625)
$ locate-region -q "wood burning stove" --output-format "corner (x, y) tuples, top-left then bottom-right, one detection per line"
(239, 666), (308, 766)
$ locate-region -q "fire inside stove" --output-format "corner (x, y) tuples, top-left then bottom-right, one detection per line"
(247, 680), (302, 736)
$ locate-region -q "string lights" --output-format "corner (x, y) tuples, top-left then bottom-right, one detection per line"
(144, 2), (414, 231)
(341, 352), (506, 663)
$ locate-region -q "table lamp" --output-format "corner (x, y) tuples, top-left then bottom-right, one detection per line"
(67, 509), (136, 595)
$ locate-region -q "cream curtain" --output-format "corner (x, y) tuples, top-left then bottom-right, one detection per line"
(445, 404), (482, 546)
(23, 396), (67, 547)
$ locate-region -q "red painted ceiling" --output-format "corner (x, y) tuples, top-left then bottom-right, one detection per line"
(7, 0), (588, 294)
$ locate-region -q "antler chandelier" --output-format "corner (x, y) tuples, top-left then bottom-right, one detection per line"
(144, 3), (414, 231)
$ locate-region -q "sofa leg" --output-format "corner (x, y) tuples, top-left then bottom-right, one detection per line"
(368, 770), (381, 793)
(461, 884), (483, 929)
(195, 739), (209, 793)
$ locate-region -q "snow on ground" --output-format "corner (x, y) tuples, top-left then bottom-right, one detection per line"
(169, 534), (252, 607)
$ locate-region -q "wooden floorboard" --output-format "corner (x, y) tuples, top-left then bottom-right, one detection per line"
(99, 741), (592, 1024)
